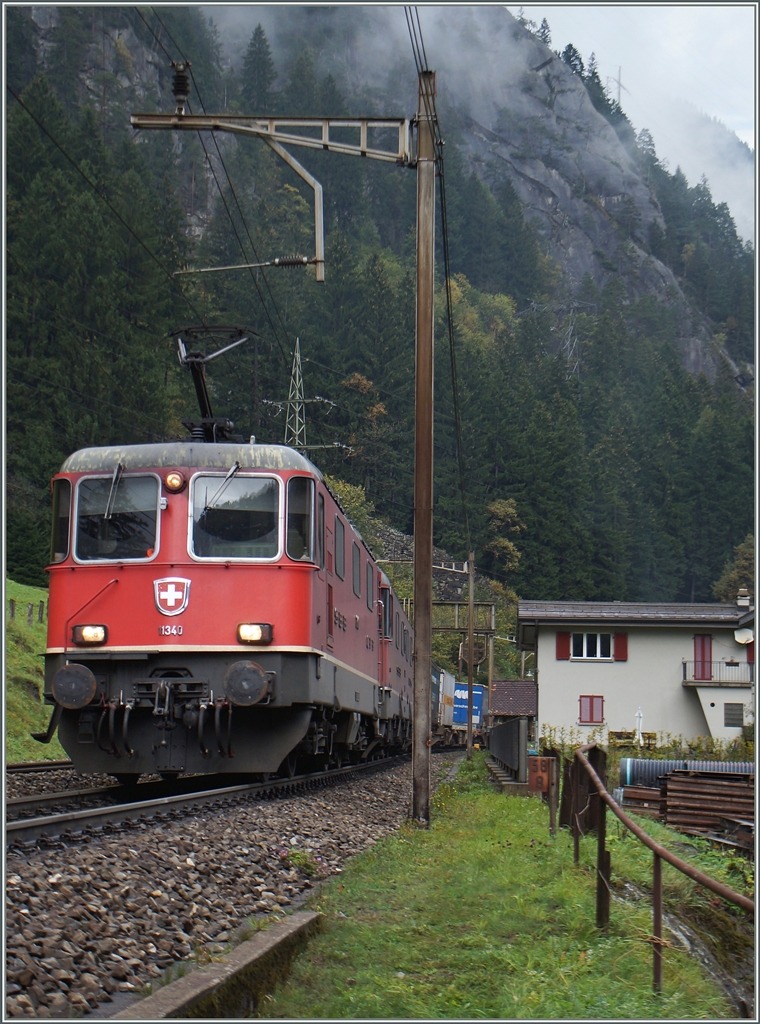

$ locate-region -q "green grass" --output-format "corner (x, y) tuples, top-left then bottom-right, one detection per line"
(258, 755), (735, 1019)
(5, 578), (67, 762)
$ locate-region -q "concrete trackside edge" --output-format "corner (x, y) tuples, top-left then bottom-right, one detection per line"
(112, 911), (321, 1019)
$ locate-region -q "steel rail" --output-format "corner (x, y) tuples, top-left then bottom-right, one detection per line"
(7, 785), (122, 816)
(576, 743), (754, 913)
(6, 757), (404, 846)
(6, 760), (75, 773)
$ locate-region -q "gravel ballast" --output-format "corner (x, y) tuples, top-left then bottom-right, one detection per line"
(6, 753), (458, 1018)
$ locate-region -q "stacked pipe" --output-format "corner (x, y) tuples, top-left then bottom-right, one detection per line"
(619, 758), (754, 788)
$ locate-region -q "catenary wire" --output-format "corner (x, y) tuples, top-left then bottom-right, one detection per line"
(6, 85), (204, 325)
(404, 7), (472, 549)
(147, 6), (293, 368)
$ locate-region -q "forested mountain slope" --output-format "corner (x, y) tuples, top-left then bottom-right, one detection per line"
(5, 6), (754, 606)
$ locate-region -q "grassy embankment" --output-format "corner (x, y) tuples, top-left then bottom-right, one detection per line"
(5, 579), (66, 762)
(259, 754), (750, 1019)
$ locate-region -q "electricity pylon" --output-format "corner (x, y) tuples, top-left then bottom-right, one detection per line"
(285, 338), (307, 449)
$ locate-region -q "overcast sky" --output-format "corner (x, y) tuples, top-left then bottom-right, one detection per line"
(511, 4), (756, 148)
(509, 4), (756, 238)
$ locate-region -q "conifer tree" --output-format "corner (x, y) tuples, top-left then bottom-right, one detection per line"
(241, 24), (278, 112)
(712, 535), (754, 603)
(561, 44), (584, 76)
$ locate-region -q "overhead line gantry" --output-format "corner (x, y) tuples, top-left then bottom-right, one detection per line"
(131, 65), (438, 827)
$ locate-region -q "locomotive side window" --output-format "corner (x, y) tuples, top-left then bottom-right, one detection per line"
(352, 543), (361, 597)
(50, 479), (71, 563)
(75, 475), (158, 562)
(380, 588), (393, 639)
(395, 611), (400, 648)
(287, 477), (314, 561)
(191, 475), (279, 559)
(317, 493), (325, 569)
(335, 516), (345, 579)
(366, 562), (373, 611)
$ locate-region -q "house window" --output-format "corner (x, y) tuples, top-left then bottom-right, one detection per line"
(694, 634), (712, 680)
(579, 695), (604, 724)
(724, 703), (744, 728)
(572, 633), (612, 659)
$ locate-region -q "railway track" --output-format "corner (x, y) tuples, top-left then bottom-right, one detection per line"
(6, 759), (75, 773)
(6, 756), (405, 847)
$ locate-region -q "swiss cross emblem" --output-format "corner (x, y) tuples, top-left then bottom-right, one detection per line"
(154, 577), (191, 617)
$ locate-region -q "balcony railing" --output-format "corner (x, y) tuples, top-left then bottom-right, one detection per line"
(682, 661), (754, 684)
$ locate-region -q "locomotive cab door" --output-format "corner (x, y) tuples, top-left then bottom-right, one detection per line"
(378, 581), (393, 687)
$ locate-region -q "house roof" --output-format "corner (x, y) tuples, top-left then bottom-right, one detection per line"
(518, 600), (754, 648)
(490, 679), (537, 717)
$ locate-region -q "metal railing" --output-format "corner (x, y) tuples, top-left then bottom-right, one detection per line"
(682, 661), (753, 684)
(571, 742), (753, 994)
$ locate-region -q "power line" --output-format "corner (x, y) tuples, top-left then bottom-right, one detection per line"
(132, 6), (173, 60)
(146, 7), (293, 368)
(404, 7), (471, 550)
(302, 356), (414, 401)
(8, 367), (167, 442)
(6, 84), (204, 325)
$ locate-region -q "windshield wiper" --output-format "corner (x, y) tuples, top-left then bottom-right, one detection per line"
(103, 463), (124, 521)
(205, 462), (241, 510)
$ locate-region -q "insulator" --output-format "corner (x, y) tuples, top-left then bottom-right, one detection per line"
(191, 424), (205, 441)
(273, 256), (309, 268)
(172, 62), (191, 112)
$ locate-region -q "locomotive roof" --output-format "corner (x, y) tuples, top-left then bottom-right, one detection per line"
(59, 442), (323, 477)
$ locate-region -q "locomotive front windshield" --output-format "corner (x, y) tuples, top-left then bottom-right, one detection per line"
(192, 475), (279, 558)
(75, 475), (159, 561)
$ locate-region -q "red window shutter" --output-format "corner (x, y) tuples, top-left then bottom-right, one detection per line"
(613, 632), (628, 661)
(694, 634), (713, 680)
(592, 696), (604, 723)
(748, 641), (754, 665)
(579, 695), (591, 722)
(556, 632), (571, 660)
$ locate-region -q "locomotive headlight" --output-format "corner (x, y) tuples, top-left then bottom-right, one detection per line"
(72, 624), (107, 645)
(164, 471), (186, 492)
(237, 623), (273, 644)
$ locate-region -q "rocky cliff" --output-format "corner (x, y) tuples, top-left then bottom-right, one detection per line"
(216, 5), (739, 379)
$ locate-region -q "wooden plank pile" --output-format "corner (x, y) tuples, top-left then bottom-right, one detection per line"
(620, 785), (661, 816)
(661, 770), (754, 833)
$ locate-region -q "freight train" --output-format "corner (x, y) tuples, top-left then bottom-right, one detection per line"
(431, 667), (484, 747)
(39, 333), (414, 780)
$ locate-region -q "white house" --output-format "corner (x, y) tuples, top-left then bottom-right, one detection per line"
(517, 597), (754, 741)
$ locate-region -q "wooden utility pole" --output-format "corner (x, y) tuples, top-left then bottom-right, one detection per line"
(466, 551), (475, 759)
(411, 70), (436, 825)
(132, 65), (438, 826)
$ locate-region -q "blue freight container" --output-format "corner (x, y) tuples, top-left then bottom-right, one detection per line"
(453, 683), (483, 725)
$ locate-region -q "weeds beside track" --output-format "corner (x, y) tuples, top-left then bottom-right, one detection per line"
(258, 753), (739, 1019)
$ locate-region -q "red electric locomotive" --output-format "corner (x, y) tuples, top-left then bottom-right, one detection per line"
(40, 333), (413, 780)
